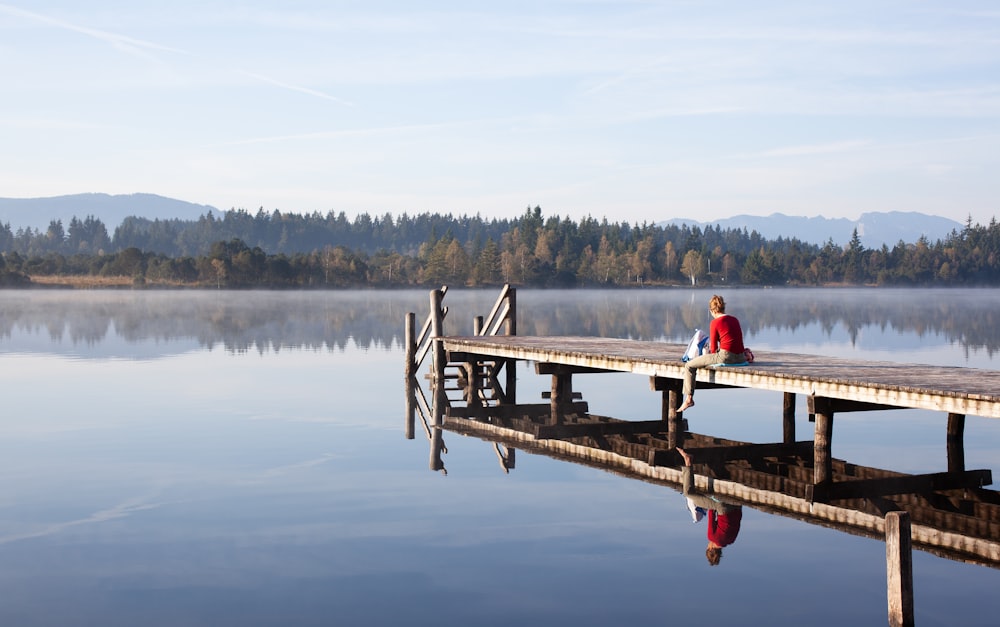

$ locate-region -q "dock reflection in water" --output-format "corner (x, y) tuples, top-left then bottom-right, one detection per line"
(406, 376), (1000, 622)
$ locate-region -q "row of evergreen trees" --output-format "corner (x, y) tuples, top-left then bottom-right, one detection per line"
(1, 207), (998, 288)
(2, 206), (784, 259)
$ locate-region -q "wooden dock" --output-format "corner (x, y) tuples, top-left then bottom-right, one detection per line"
(405, 285), (999, 491)
(441, 334), (1000, 419)
(441, 334), (997, 489)
(405, 285), (1000, 626)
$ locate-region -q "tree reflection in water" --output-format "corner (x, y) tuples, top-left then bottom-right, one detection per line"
(3, 288), (1000, 362)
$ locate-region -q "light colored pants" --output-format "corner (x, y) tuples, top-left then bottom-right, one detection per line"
(682, 349), (746, 396)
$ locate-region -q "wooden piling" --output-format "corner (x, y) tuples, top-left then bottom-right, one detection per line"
(405, 312), (416, 378)
(405, 312), (416, 440)
(886, 511), (914, 627)
(430, 371), (448, 472)
(783, 392), (796, 444)
(504, 287), (517, 335)
(428, 288), (448, 471)
(461, 315), (484, 407)
(666, 380), (684, 449)
(550, 372), (572, 424)
(430, 288), (445, 387)
(505, 287), (517, 404)
(429, 411), (446, 473)
(813, 398), (834, 486)
(404, 383), (416, 440)
(650, 377), (686, 449)
(947, 412), (966, 473)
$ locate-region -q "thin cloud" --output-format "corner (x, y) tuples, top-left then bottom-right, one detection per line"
(217, 119), (489, 147)
(239, 70), (355, 107)
(0, 3), (189, 60)
(1, 4), (356, 108)
(620, 105), (743, 122)
(583, 54), (681, 96)
(0, 496), (163, 545)
(0, 115), (105, 131)
(759, 140), (871, 158)
(259, 454), (337, 478)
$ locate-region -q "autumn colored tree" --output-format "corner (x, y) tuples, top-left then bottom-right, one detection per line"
(680, 250), (704, 285)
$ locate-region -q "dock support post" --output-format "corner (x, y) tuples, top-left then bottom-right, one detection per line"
(783, 393), (796, 444)
(947, 413), (966, 473)
(429, 287), (447, 472)
(405, 311), (416, 379)
(886, 511), (914, 627)
(813, 398), (834, 486)
(405, 312), (416, 440)
(430, 288), (446, 386)
(550, 373), (572, 424)
(663, 380), (684, 449)
(464, 316), (485, 407)
(505, 287), (517, 404)
(651, 377), (685, 449)
(429, 387), (447, 473)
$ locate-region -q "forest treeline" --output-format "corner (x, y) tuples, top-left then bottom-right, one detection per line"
(0, 206), (998, 288)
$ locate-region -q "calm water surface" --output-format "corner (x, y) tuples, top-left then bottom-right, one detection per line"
(1, 288), (998, 626)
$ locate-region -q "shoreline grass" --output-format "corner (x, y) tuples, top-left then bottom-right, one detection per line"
(26, 275), (198, 289)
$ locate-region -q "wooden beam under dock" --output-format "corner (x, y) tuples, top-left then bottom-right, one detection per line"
(445, 402), (590, 421)
(807, 469), (993, 503)
(648, 440), (815, 467)
(534, 419), (673, 440)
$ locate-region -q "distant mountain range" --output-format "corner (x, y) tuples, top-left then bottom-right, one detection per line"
(0, 193), (967, 249)
(0, 193), (218, 231)
(661, 212), (965, 249)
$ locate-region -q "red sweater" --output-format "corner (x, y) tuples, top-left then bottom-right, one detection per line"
(707, 509), (742, 547)
(709, 314), (745, 355)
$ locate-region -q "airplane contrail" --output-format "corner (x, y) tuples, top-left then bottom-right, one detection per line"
(0, 3), (190, 60)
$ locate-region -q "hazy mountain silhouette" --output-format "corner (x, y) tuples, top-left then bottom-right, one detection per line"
(0, 193), (219, 230)
(661, 211), (964, 248)
(0, 194), (965, 249)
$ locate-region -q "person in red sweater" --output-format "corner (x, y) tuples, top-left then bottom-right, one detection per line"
(677, 294), (747, 413)
(677, 447), (743, 566)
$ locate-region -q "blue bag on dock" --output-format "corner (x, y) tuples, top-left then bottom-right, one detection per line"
(682, 329), (708, 362)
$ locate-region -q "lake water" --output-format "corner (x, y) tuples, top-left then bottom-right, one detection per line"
(1, 287), (998, 626)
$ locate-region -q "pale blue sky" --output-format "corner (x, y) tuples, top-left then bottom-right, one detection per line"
(1, 1), (998, 225)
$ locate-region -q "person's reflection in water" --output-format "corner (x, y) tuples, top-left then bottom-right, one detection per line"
(677, 447), (742, 566)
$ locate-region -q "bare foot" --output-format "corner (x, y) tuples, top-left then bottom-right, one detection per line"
(676, 398), (694, 412)
(676, 447), (692, 466)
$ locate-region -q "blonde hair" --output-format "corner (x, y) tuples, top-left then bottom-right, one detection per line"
(709, 295), (726, 314)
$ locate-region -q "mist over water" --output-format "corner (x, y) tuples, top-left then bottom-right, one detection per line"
(1, 287), (996, 363)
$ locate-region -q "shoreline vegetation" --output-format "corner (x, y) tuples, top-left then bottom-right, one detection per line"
(2, 207), (1000, 288)
(20, 275), (876, 290)
(26, 275), (184, 289)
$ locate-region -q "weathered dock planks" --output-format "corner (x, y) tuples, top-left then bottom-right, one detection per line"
(441, 335), (1000, 419)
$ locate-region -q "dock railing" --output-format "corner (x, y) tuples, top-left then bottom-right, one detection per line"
(404, 284), (517, 446)
(404, 285), (448, 378)
(477, 283), (516, 337)
(404, 285), (447, 443)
